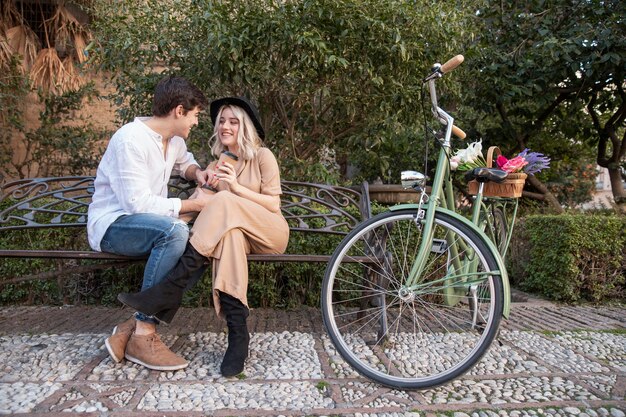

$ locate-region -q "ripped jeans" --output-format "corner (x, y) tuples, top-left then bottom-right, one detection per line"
(100, 213), (190, 324)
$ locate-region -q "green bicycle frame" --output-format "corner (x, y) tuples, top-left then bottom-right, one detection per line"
(388, 77), (512, 318)
(389, 201), (512, 318)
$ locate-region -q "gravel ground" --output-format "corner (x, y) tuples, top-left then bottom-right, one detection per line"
(0, 304), (623, 416)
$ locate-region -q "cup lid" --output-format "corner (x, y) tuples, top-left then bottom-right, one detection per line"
(222, 150), (239, 160)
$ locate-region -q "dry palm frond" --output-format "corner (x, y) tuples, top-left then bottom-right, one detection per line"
(1, 0), (24, 67)
(1, 1), (21, 28)
(47, 4), (84, 38)
(72, 32), (90, 63)
(30, 48), (67, 94)
(61, 56), (83, 90)
(31, 50), (83, 95)
(46, 4), (91, 61)
(0, 34), (12, 70)
(6, 25), (40, 72)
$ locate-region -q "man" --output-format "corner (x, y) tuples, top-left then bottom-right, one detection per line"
(87, 76), (211, 371)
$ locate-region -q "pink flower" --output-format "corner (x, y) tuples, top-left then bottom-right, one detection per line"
(496, 155), (509, 169)
(501, 156), (528, 173)
(450, 155), (461, 170)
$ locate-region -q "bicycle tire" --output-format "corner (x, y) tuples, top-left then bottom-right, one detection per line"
(321, 208), (504, 389)
(481, 205), (508, 256)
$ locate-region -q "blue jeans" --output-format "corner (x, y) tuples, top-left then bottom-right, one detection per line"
(100, 213), (190, 324)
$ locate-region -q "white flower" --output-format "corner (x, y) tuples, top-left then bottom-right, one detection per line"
(450, 139), (484, 171)
(464, 140), (483, 163)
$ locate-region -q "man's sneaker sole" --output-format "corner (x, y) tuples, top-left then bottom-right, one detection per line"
(124, 354), (188, 371)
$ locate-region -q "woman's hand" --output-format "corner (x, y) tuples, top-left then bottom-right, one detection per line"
(216, 162), (240, 192)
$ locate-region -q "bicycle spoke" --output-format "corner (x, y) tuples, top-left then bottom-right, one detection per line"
(322, 209), (503, 389)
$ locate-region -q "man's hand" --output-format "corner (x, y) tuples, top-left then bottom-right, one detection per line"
(192, 187), (213, 207)
(180, 186), (213, 214)
(194, 167), (209, 187)
(200, 167), (219, 190)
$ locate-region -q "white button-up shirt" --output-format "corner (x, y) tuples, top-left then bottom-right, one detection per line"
(87, 117), (199, 251)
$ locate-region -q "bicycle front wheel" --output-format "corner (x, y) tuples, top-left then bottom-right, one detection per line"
(322, 209), (504, 389)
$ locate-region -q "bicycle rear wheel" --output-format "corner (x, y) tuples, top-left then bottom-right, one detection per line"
(322, 209), (504, 389)
(481, 205), (508, 255)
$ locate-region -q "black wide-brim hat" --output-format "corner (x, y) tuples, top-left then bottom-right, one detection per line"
(210, 96), (265, 139)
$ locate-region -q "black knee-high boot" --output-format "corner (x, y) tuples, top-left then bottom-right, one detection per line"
(117, 243), (207, 323)
(219, 291), (250, 377)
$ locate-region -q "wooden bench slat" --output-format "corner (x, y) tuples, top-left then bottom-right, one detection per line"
(0, 250), (374, 264)
(0, 250), (145, 260)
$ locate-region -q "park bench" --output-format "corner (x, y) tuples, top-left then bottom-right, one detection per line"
(0, 176), (372, 286)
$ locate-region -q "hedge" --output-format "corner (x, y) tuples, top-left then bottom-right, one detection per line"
(508, 214), (626, 302)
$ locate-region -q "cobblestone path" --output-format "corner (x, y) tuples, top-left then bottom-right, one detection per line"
(0, 299), (624, 417)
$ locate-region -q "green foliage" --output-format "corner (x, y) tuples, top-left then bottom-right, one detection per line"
(0, 224), (146, 306)
(248, 231), (345, 309)
(29, 84), (108, 176)
(0, 82), (110, 179)
(0, 194), (143, 305)
(510, 214), (626, 302)
(90, 0), (475, 181)
(546, 161), (598, 208)
(348, 125), (436, 185)
(4, 207), (624, 307)
(461, 0), (626, 208)
(0, 58), (30, 178)
(0, 227), (344, 308)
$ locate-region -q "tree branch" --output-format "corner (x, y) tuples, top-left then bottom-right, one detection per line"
(532, 92), (571, 135)
(527, 175), (564, 213)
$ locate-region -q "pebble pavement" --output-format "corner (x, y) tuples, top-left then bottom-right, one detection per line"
(0, 297), (624, 417)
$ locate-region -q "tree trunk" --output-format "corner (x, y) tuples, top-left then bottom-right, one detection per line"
(608, 167), (626, 214)
(526, 175), (564, 213)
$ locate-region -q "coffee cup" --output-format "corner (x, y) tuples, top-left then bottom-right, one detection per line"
(218, 150), (239, 167)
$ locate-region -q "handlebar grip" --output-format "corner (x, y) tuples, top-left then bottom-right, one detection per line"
(452, 125), (466, 140)
(440, 55), (464, 73)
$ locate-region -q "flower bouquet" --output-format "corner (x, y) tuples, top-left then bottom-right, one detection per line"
(450, 140), (550, 198)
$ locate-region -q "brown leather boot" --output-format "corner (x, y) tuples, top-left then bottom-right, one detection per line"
(104, 317), (136, 363)
(124, 332), (188, 371)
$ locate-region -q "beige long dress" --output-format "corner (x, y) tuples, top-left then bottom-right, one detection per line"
(189, 148), (289, 317)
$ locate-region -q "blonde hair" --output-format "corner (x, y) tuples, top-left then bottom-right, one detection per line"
(209, 105), (262, 160)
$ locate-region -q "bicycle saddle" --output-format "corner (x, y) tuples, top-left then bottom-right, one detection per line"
(464, 167), (508, 183)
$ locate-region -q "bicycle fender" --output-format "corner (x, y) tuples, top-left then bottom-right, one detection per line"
(388, 203), (511, 319)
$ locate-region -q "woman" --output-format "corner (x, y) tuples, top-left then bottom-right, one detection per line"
(117, 96), (289, 377)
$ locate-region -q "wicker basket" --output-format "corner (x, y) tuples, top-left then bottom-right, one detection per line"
(467, 146), (527, 198)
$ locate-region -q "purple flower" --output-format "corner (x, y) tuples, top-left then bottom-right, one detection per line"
(518, 149), (550, 175)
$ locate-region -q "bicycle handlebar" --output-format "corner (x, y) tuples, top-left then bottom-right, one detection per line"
(440, 55), (464, 73)
(427, 54), (466, 140)
(452, 125), (466, 140)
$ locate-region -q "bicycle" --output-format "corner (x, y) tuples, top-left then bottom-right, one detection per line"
(321, 55), (519, 390)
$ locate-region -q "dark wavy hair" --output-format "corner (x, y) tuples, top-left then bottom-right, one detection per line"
(152, 76), (208, 117)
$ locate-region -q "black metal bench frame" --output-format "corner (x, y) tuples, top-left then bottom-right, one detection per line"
(0, 176), (371, 285)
